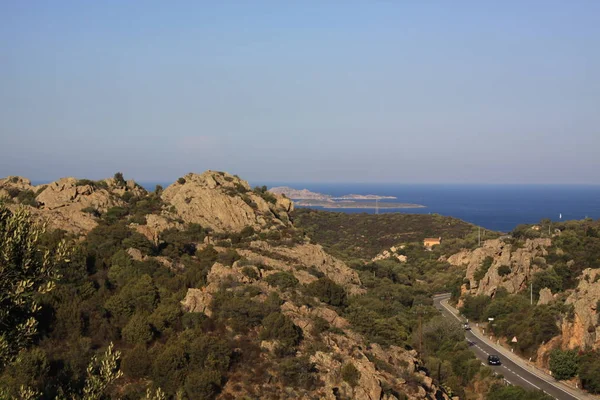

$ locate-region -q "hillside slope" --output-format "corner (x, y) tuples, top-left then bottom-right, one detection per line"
(0, 171), (451, 400)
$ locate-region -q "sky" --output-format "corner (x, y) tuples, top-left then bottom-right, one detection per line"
(1, 1), (599, 184)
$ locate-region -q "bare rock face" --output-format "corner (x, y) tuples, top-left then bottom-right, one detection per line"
(161, 171), (293, 233)
(247, 241), (364, 295)
(0, 176), (35, 197)
(537, 287), (554, 305)
(31, 177), (123, 234)
(560, 268), (600, 351)
(103, 177), (146, 198)
(447, 238), (551, 297)
(133, 214), (182, 244)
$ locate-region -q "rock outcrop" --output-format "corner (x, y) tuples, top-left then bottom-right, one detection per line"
(560, 268), (600, 351)
(1, 175), (151, 235)
(181, 240), (445, 399)
(447, 238), (551, 297)
(161, 171), (293, 233)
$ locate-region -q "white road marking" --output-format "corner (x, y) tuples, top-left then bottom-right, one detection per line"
(437, 297), (581, 400)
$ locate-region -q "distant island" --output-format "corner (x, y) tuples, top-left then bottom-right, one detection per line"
(269, 186), (425, 210)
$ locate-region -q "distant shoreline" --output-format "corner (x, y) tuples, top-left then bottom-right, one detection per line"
(294, 200), (426, 209)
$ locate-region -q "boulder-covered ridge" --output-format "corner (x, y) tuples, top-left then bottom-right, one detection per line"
(0, 175), (145, 234)
(161, 171), (293, 233)
(448, 235), (600, 354)
(1, 171), (449, 399)
(0, 171), (293, 235)
(446, 238), (551, 299)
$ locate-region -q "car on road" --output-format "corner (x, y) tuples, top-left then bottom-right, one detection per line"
(487, 355), (501, 366)
(463, 323), (471, 330)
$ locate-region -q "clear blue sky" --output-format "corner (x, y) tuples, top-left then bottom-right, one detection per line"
(1, 1), (599, 184)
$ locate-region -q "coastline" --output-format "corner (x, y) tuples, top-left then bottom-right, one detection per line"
(294, 201), (426, 209)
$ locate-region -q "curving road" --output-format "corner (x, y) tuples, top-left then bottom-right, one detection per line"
(432, 293), (591, 400)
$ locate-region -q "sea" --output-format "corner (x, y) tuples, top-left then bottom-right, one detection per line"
(142, 182), (600, 233)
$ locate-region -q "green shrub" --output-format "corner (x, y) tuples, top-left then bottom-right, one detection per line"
(265, 271), (299, 290)
(114, 172), (126, 186)
(305, 277), (347, 307)
(122, 345), (152, 378)
(486, 383), (553, 400)
(474, 256), (493, 281)
(498, 265), (511, 276)
(241, 266), (259, 280)
(177, 177), (186, 184)
(341, 362), (360, 387)
(579, 351), (600, 393)
(549, 349), (578, 380)
(278, 356), (318, 390)
(121, 314), (154, 344)
(217, 249), (241, 266)
(459, 295), (491, 321)
(260, 312), (303, 349)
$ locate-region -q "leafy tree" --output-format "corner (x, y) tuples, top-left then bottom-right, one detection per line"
(265, 271), (299, 290)
(533, 268), (563, 294)
(260, 312), (302, 350)
(122, 345), (152, 379)
(459, 295), (491, 321)
(0, 206), (69, 368)
(113, 172), (126, 187)
(498, 265), (512, 276)
(579, 351), (600, 393)
(305, 277), (347, 307)
(121, 314), (154, 345)
(549, 349), (578, 380)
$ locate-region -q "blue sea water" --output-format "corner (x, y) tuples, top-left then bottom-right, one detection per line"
(136, 182), (600, 233)
(255, 183), (600, 233)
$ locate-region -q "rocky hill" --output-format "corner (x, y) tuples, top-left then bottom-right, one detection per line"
(0, 175), (145, 234)
(446, 237), (551, 300)
(161, 171), (293, 233)
(449, 221), (600, 392)
(0, 171), (450, 400)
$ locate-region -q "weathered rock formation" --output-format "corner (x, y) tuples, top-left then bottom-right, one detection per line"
(182, 243), (446, 400)
(446, 238), (551, 297)
(161, 171), (293, 233)
(0, 175), (150, 235)
(560, 268), (600, 351)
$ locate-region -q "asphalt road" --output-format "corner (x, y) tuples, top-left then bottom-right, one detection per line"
(432, 294), (582, 400)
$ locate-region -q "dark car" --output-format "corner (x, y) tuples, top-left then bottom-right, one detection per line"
(488, 355), (501, 366)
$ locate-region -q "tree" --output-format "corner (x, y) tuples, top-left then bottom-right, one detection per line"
(305, 277), (347, 307)
(114, 172), (126, 187)
(498, 265), (512, 276)
(549, 349), (578, 380)
(0, 205), (69, 369)
(260, 312), (302, 350)
(459, 295), (491, 321)
(81, 342), (123, 400)
(579, 351), (600, 393)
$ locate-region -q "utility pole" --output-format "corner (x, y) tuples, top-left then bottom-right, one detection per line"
(375, 198), (379, 214)
(419, 313), (423, 354)
(530, 281), (533, 306)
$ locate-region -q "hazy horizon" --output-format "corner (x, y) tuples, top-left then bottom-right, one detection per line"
(2, 2), (599, 184)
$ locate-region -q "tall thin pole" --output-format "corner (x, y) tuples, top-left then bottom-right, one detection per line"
(375, 198), (379, 214)
(530, 281), (533, 305)
(419, 313), (423, 354)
